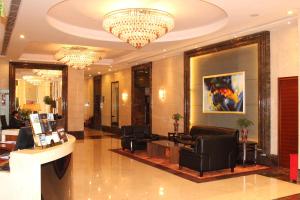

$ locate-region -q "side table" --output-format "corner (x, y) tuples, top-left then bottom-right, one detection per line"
(168, 132), (184, 141)
(239, 140), (257, 166)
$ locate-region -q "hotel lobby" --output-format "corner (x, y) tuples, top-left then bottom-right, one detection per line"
(0, 0), (300, 199)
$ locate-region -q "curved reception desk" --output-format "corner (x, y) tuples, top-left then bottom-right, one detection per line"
(0, 135), (76, 200)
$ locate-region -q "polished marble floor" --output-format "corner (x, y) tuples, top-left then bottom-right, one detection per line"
(71, 130), (300, 200)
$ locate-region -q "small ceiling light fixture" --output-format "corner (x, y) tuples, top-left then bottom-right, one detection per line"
(55, 47), (101, 70)
(97, 72), (101, 74)
(19, 34), (25, 39)
(287, 10), (294, 15)
(103, 8), (174, 49)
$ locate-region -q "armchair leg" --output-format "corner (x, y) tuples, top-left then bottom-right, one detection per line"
(199, 171), (203, 177)
(178, 165), (182, 170)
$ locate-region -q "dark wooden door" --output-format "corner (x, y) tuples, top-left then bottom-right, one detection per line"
(278, 77), (298, 168)
(93, 75), (102, 129)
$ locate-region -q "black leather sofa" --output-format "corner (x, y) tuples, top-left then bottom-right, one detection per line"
(179, 126), (239, 176)
(121, 125), (159, 153)
(176, 126), (239, 146)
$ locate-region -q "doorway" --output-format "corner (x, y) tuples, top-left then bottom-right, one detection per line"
(131, 63), (152, 131)
(111, 81), (119, 127)
(278, 76), (298, 168)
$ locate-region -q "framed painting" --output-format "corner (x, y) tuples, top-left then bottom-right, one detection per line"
(203, 71), (245, 114)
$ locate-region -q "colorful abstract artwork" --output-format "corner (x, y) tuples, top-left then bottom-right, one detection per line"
(203, 72), (245, 113)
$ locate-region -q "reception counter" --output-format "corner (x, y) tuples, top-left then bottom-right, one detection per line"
(0, 134), (76, 200)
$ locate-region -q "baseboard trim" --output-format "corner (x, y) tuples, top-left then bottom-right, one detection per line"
(68, 131), (84, 140)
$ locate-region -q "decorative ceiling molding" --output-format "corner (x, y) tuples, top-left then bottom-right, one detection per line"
(1, 0), (21, 55)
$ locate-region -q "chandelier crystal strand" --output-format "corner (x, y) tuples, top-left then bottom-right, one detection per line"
(55, 47), (101, 70)
(103, 8), (174, 49)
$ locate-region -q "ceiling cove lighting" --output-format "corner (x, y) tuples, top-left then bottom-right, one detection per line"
(103, 8), (174, 49)
(55, 47), (101, 70)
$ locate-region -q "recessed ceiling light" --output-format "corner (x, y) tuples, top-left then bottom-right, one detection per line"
(108, 68), (112, 71)
(19, 34), (25, 39)
(97, 72), (101, 74)
(287, 21), (291, 25)
(233, 35), (238, 38)
(163, 49), (167, 52)
(87, 67), (91, 70)
(88, 74), (92, 77)
(287, 10), (294, 15)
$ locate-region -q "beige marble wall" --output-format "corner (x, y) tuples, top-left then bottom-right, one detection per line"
(101, 68), (131, 127)
(67, 66), (84, 132)
(270, 21), (299, 155)
(0, 58), (9, 89)
(152, 55), (184, 136)
(84, 78), (94, 121)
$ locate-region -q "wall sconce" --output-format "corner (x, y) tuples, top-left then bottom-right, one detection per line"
(158, 88), (166, 101)
(122, 92), (128, 102)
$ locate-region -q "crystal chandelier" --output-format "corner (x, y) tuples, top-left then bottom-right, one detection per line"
(103, 8), (174, 49)
(33, 70), (61, 80)
(55, 47), (101, 70)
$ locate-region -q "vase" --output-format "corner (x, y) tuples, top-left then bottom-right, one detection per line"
(241, 128), (248, 142)
(174, 120), (179, 135)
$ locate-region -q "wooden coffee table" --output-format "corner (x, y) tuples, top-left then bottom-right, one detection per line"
(147, 140), (184, 164)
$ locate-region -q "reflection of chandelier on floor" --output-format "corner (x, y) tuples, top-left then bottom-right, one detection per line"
(55, 47), (101, 70)
(103, 8), (175, 49)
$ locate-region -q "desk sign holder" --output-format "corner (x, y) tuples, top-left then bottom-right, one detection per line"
(29, 113), (68, 148)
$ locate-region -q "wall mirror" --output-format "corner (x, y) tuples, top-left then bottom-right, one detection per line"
(111, 81), (119, 127)
(9, 62), (68, 130)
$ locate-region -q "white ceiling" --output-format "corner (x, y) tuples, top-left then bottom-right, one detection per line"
(3, 0), (300, 76)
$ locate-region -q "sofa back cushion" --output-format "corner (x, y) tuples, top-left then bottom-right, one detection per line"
(132, 125), (149, 138)
(190, 126), (238, 141)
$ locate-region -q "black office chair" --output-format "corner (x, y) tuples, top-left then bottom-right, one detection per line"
(0, 115), (9, 129)
(15, 127), (34, 150)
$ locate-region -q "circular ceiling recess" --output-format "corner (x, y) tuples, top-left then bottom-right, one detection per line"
(47, 0), (228, 43)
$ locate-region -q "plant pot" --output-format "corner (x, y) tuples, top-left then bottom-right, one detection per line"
(241, 128), (248, 142)
(174, 120), (179, 135)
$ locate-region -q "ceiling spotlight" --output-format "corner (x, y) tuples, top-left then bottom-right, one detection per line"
(97, 72), (101, 74)
(89, 74), (92, 77)
(19, 34), (25, 39)
(233, 35), (238, 38)
(287, 21), (291, 25)
(163, 49), (167, 52)
(108, 68), (112, 72)
(287, 10), (294, 15)
(87, 67), (91, 71)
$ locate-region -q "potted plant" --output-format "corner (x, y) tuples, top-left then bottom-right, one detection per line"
(43, 96), (55, 112)
(237, 118), (254, 142)
(172, 113), (183, 135)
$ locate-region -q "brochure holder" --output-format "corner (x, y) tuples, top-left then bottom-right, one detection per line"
(29, 113), (68, 148)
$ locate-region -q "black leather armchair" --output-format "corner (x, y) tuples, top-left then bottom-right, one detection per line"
(179, 134), (238, 177)
(121, 125), (159, 153)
